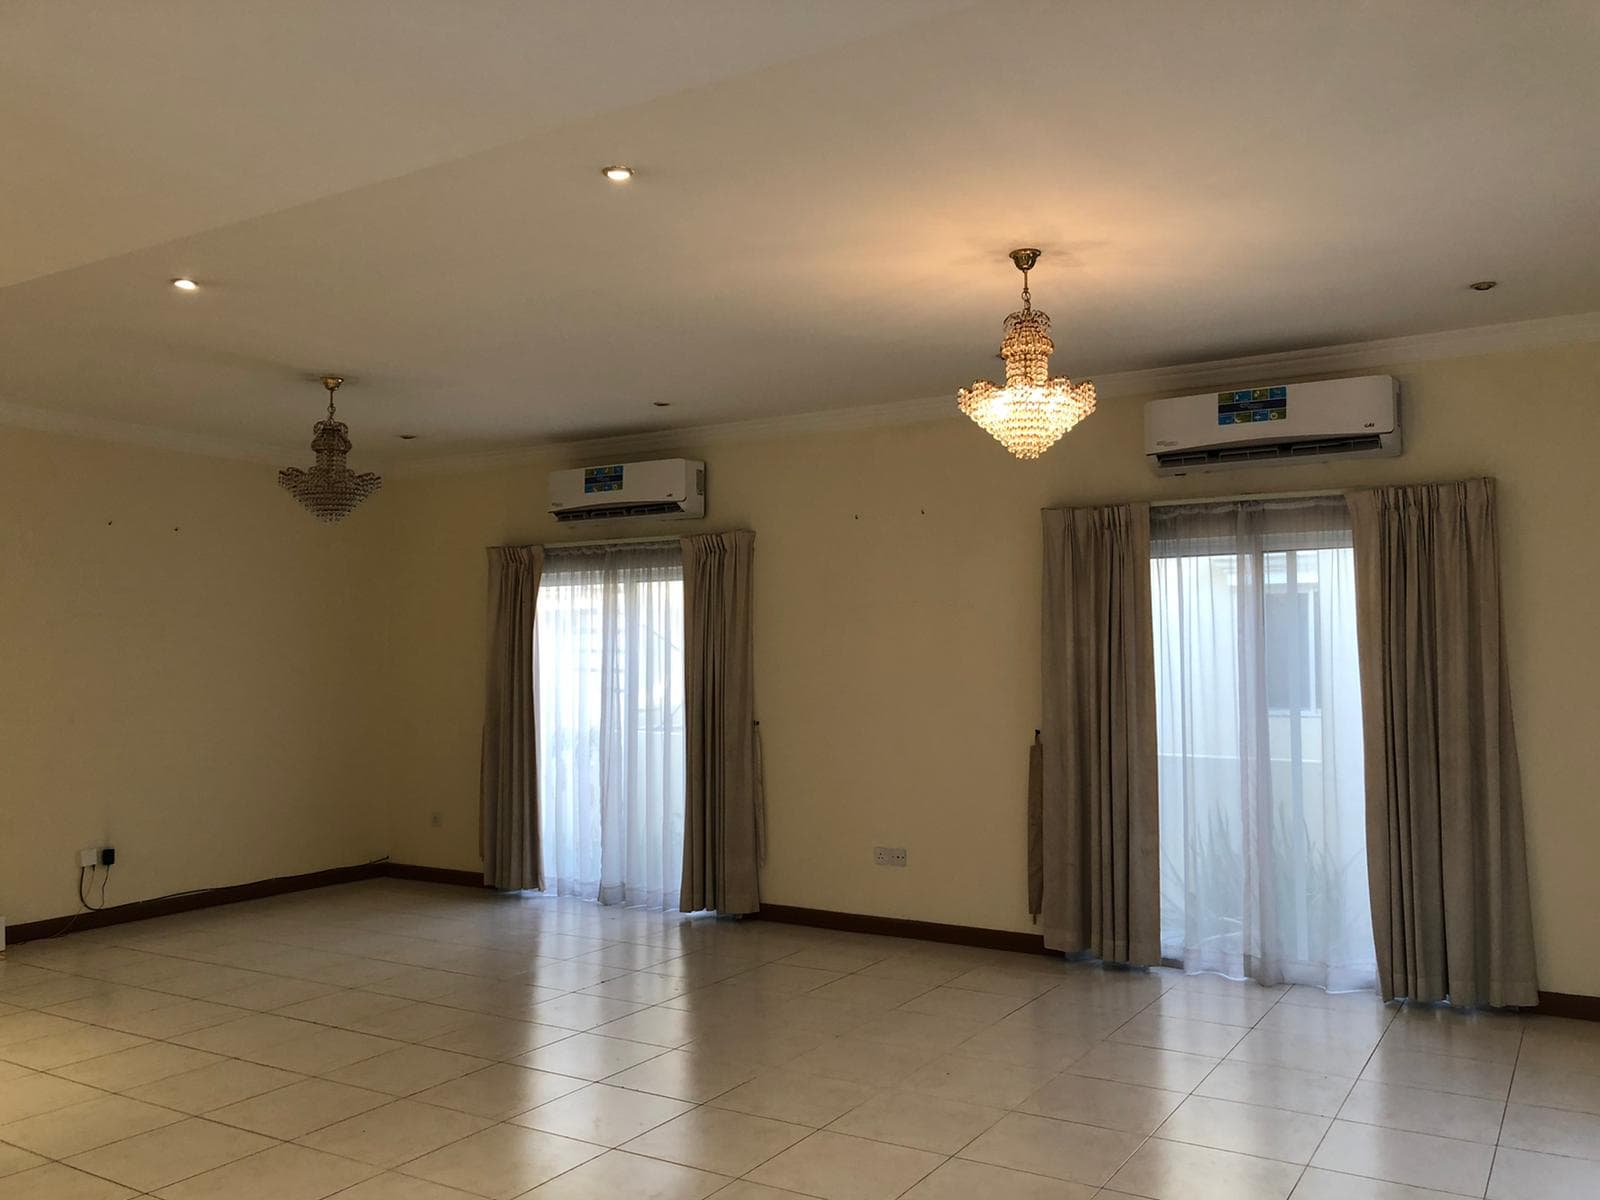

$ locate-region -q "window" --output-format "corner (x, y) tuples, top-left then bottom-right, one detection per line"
(1151, 499), (1375, 991)
(536, 543), (686, 909)
(1265, 578), (1319, 714)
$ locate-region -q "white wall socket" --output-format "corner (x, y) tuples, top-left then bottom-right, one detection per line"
(77, 848), (101, 868)
(873, 846), (908, 868)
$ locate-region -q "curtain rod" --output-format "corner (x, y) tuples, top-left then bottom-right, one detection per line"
(494, 526), (749, 552)
(546, 534), (680, 549)
(1149, 487), (1342, 508)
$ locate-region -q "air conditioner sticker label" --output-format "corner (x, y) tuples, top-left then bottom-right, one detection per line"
(584, 464), (625, 494)
(1218, 385), (1288, 425)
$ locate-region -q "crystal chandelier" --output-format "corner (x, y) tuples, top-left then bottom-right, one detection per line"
(957, 248), (1096, 460)
(277, 375), (382, 523)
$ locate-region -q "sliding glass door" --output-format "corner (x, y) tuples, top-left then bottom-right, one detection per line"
(536, 544), (686, 909)
(1151, 499), (1375, 991)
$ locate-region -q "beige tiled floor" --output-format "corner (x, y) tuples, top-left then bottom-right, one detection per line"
(1, 882), (1598, 1198)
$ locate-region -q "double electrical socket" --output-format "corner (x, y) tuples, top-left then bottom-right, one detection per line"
(873, 846), (908, 868)
(77, 846), (116, 868)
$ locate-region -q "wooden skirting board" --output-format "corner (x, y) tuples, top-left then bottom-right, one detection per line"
(4, 860), (389, 944)
(1532, 991), (1600, 1022)
(6, 862), (1596, 1022)
(383, 862), (492, 889)
(752, 903), (1600, 1022)
(751, 902), (1053, 957)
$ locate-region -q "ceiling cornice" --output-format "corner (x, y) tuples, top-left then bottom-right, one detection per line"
(4, 310), (1598, 475)
(0, 397), (298, 467)
(1090, 309), (1600, 399)
(391, 309), (1600, 477)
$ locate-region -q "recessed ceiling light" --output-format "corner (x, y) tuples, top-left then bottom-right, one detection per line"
(397, 434), (419, 440)
(1469, 280), (1498, 291)
(602, 165), (635, 182)
(652, 401), (671, 408)
(171, 277), (199, 291)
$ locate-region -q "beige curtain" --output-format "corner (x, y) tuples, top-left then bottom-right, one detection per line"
(1040, 504), (1161, 964)
(1027, 732), (1044, 921)
(1348, 479), (1539, 1007)
(479, 545), (545, 891)
(679, 530), (763, 914)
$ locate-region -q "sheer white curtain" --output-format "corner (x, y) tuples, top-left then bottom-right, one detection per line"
(536, 543), (686, 909)
(1151, 498), (1375, 992)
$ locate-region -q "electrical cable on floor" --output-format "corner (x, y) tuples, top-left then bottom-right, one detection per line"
(78, 864), (110, 912)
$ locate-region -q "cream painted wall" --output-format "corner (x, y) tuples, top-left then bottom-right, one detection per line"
(373, 341), (1600, 996)
(0, 428), (389, 926)
(4, 340), (1596, 995)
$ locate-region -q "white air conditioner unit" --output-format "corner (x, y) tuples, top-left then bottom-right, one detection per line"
(548, 458), (705, 522)
(1145, 375), (1401, 476)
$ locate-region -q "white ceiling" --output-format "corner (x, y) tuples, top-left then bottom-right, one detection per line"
(4, 0), (1599, 462)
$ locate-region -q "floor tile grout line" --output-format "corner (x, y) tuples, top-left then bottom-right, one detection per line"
(30, 951), (1164, 1192)
(1143, 978), (1401, 1198)
(1482, 1017), (1531, 1198)
(11, 1040), (507, 1170)
(12, 891), (1590, 1198)
(1298, 1000), (1421, 1198)
(1099, 980), (1256, 1197)
(7, 977), (662, 1140)
(9, 924), (667, 1005)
